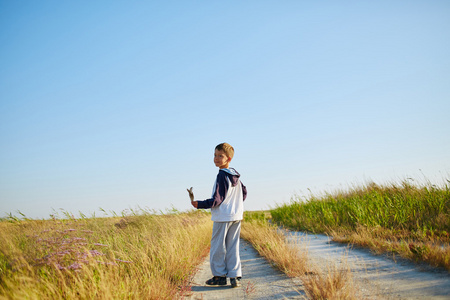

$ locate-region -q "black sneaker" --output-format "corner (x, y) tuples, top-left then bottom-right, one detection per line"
(205, 276), (227, 286)
(230, 277), (241, 288)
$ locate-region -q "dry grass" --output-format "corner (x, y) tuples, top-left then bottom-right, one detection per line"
(241, 213), (358, 300)
(303, 261), (355, 300)
(0, 211), (212, 299)
(241, 219), (308, 277)
(331, 225), (450, 271)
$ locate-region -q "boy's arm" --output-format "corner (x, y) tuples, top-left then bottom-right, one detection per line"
(196, 172), (229, 209)
(242, 182), (247, 201)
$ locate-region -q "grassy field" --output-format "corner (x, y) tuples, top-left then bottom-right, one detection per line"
(1, 208), (356, 300)
(0, 210), (212, 299)
(2, 178), (448, 299)
(271, 179), (450, 271)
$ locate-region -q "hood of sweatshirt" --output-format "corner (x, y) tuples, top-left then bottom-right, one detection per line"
(219, 168), (241, 187)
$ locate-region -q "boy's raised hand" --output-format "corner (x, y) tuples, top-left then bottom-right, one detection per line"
(187, 187), (198, 208)
(187, 187), (194, 201)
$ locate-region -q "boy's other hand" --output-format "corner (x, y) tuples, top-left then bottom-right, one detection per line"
(191, 200), (198, 208)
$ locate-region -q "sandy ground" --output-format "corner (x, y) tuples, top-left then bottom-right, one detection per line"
(187, 232), (450, 299)
(287, 232), (450, 300)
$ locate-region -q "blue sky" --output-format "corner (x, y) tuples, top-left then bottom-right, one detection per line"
(1, 1), (449, 219)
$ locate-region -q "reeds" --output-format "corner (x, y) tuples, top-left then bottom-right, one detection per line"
(0, 210), (212, 299)
(271, 179), (450, 270)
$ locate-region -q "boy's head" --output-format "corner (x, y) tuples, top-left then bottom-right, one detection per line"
(215, 143), (234, 159)
(214, 143), (234, 169)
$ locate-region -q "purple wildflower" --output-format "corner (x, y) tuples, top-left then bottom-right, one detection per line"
(72, 237), (86, 241)
(116, 259), (133, 263)
(89, 250), (105, 256)
(68, 263), (82, 270)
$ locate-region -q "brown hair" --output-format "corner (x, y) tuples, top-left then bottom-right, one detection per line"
(215, 142), (234, 160)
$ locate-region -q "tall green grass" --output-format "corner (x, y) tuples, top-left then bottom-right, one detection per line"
(272, 180), (449, 235)
(271, 180), (450, 270)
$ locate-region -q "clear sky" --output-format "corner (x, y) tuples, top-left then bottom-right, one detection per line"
(1, 1), (449, 219)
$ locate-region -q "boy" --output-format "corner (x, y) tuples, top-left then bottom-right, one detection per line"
(189, 142), (247, 288)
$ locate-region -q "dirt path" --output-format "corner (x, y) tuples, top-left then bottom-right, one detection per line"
(186, 239), (305, 299)
(287, 231), (450, 299)
(188, 232), (450, 299)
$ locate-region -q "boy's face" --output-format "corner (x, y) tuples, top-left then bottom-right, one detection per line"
(214, 149), (231, 169)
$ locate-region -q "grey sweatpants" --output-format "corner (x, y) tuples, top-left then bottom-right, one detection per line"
(210, 220), (242, 278)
